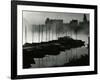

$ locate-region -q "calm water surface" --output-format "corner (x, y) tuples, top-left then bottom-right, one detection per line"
(31, 46), (88, 68)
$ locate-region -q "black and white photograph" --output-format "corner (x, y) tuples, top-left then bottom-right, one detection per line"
(23, 11), (90, 69)
(11, 1), (97, 79)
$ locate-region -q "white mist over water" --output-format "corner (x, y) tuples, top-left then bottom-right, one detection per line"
(23, 27), (88, 45)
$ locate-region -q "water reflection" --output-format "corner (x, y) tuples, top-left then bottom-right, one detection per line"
(31, 46), (89, 68)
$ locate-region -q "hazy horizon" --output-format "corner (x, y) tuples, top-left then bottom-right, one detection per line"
(22, 11), (89, 44)
(23, 11), (89, 25)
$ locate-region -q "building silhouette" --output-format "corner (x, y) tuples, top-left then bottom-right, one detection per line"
(24, 14), (89, 43)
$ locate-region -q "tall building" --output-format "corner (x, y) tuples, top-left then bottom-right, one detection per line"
(83, 14), (88, 23)
(45, 18), (63, 40)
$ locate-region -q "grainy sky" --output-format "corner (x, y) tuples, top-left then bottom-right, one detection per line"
(23, 11), (89, 25)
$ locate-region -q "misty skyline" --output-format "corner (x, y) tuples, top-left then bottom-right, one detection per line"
(23, 11), (89, 25)
(22, 11), (89, 44)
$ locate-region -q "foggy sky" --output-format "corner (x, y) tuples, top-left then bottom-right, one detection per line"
(23, 11), (89, 25)
(22, 11), (89, 44)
